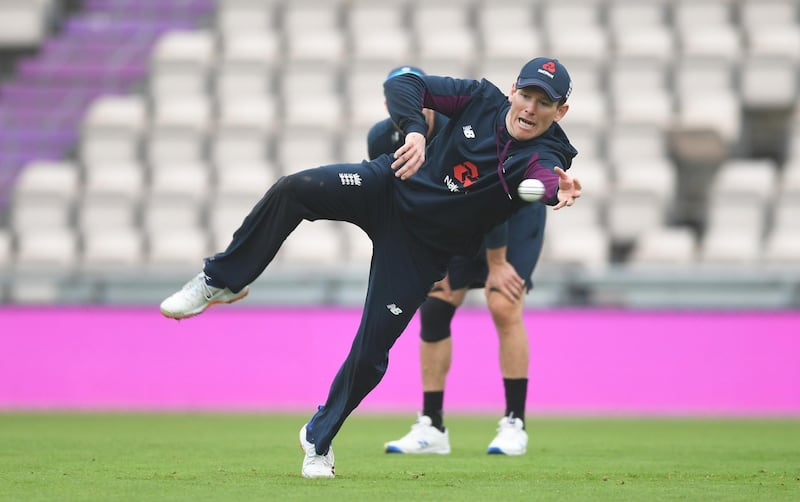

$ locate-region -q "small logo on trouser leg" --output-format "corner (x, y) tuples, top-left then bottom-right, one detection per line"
(386, 304), (403, 315)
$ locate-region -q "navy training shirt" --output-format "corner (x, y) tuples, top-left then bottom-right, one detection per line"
(383, 73), (578, 257)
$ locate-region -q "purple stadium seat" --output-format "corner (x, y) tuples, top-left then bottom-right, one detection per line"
(0, 129), (78, 153)
(84, 0), (215, 15)
(1, 84), (79, 105)
(0, 0), (213, 208)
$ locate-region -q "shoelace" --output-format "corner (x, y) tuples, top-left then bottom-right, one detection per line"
(497, 415), (519, 435)
(187, 275), (216, 300)
(497, 424), (516, 435)
(306, 449), (334, 466)
(411, 415), (433, 431)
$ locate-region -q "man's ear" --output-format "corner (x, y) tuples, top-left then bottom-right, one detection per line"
(554, 103), (569, 122)
(508, 83), (518, 103)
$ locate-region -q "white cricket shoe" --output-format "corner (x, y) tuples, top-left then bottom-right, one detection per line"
(487, 415), (528, 455)
(299, 424), (335, 479)
(384, 414), (451, 454)
(160, 272), (249, 319)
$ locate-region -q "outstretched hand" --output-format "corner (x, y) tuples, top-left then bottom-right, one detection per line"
(391, 131), (426, 180)
(553, 166), (582, 210)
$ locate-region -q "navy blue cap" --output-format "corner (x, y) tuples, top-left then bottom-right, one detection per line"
(385, 65), (426, 81)
(516, 57), (572, 102)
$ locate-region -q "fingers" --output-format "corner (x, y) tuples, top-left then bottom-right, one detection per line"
(552, 168), (580, 210)
(513, 276), (525, 299)
(390, 146), (409, 170)
(487, 266), (524, 302)
(394, 161), (421, 180)
(438, 277), (452, 298)
(391, 147), (424, 180)
(553, 195), (574, 210)
(493, 278), (524, 302)
(503, 275), (525, 301)
(554, 166), (568, 179)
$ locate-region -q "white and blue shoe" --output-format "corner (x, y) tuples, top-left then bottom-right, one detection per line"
(487, 415), (528, 455)
(384, 414), (451, 454)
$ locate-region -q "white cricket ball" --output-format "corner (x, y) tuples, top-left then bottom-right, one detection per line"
(517, 178), (545, 202)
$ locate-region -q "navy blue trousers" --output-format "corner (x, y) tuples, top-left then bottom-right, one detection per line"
(204, 159), (449, 454)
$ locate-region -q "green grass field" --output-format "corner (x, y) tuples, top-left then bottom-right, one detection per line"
(1, 413), (798, 501)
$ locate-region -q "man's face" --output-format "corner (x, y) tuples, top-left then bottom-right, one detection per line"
(505, 84), (569, 141)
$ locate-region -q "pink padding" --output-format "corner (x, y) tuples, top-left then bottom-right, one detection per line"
(1, 308), (798, 414)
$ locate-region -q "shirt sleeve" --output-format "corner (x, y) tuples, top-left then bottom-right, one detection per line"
(383, 73), (428, 137)
(523, 152), (562, 206)
(384, 74), (480, 137)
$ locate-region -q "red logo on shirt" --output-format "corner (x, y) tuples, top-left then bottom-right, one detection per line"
(542, 61), (556, 73)
(453, 161), (479, 187)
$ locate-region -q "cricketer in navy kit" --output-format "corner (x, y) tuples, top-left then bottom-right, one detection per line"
(368, 65), (561, 456)
(368, 64), (550, 295)
(159, 57), (581, 478)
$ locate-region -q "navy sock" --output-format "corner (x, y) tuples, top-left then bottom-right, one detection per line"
(503, 378), (528, 427)
(423, 391), (445, 432)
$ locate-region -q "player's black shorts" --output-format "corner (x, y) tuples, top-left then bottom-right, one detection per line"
(445, 202), (546, 292)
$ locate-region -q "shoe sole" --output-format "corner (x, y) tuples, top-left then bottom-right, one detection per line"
(385, 445), (451, 454)
(160, 288), (250, 320)
(487, 446), (526, 455)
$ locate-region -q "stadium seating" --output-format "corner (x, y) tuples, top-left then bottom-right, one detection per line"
(82, 226), (144, 270)
(276, 220), (346, 266)
(702, 159), (778, 263)
(0, 229), (11, 267)
(0, 0), (799, 305)
(0, 0), (58, 49)
(628, 227), (698, 267)
(80, 95), (148, 166)
(9, 161), (79, 276)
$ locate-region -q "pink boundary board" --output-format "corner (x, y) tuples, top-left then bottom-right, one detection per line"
(1, 307), (798, 415)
